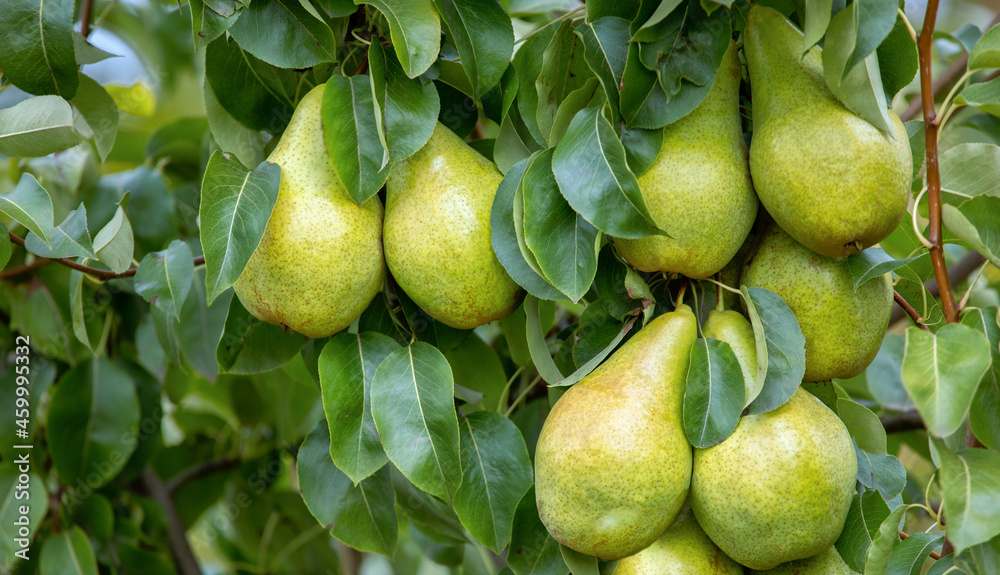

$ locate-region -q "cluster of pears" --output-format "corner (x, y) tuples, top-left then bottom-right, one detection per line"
(233, 89), (522, 337)
(535, 5), (907, 573)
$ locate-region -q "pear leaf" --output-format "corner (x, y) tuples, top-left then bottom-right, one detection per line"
(482, 64), (519, 125)
(822, 5), (893, 133)
(216, 296), (309, 374)
(199, 150), (281, 305)
(939, 142), (1000, 199)
(803, 0), (832, 51)
(969, 22), (1000, 70)
(961, 306), (1000, 451)
(853, 442), (906, 501)
(535, 21), (593, 145)
(134, 240), (195, 320)
(741, 286), (807, 414)
(204, 36), (296, 132)
(838, 399), (887, 455)
(560, 546), (599, 575)
(846, 248), (927, 290)
(508, 487), (568, 575)
(941, 196), (1000, 267)
(524, 295), (568, 384)
(0, 95), (82, 158)
(934, 441), (1000, 553)
(227, 0), (339, 69)
(368, 41), (439, 164)
(92, 194), (134, 274)
(0, 223), (9, 270)
(357, 0), (441, 78)
(863, 503), (911, 574)
(0, 0), (78, 99)
(885, 532), (942, 575)
(40, 527), (98, 575)
(0, 174), (55, 247)
(836, 490), (891, 572)
(575, 17), (630, 126)
(71, 73), (119, 161)
(955, 76), (1000, 118)
(24, 203), (96, 259)
(683, 337), (745, 448)
(322, 75), (390, 204)
(432, 0), (513, 96)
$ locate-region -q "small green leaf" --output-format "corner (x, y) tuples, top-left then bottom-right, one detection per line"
(955, 536), (1000, 575)
(433, 0), (513, 95)
(482, 64), (519, 124)
(620, 126), (664, 178)
(0, 174), (54, 247)
(901, 323), (993, 437)
(217, 296), (309, 374)
(370, 343), (462, 501)
(204, 36), (296, 132)
(867, 336), (915, 409)
(69, 268), (98, 353)
(837, 490), (892, 572)
(298, 420), (398, 555)
(969, 23), (1000, 70)
(368, 41), (439, 163)
(847, 248), (927, 290)
(134, 240), (195, 320)
(357, 0), (442, 78)
(575, 17), (630, 126)
(742, 286), (807, 414)
(839, 399), (887, 455)
(854, 442), (907, 501)
(92, 196), (134, 274)
(0, 223), (9, 270)
(40, 526), (98, 575)
(535, 21), (593, 144)
(939, 142), (1000, 199)
(228, 0), (339, 68)
(864, 503), (910, 575)
(842, 0), (898, 76)
(199, 151), (282, 304)
(823, 4), (893, 133)
(446, 334), (508, 411)
(319, 332), (400, 484)
(961, 306), (1000, 451)
(322, 75), (390, 204)
(189, 0), (238, 49)
(0, 96), (82, 158)
(936, 442), (1000, 553)
(552, 106), (660, 239)
(495, 105), (544, 176)
(877, 14), (919, 100)
(803, 0), (832, 50)
(204, 79), (264, 170)
(0, 0), (79, 98)
(507, 487), (568, 575)
(525, 295), (567, 384)
(71, 74), (119, 161)
(560, 546), (599, 575)
(886, 532), (941, 575)
(24, 203), (95, 259)
(956, 76), (1000, 118)
(513, 20), (561, 144)
(454, 412), (534, 552)
(176, 269), (233, 381)
(942, 196), (1000, 267)
(683, 338), (745, 448)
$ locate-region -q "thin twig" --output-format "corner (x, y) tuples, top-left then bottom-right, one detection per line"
(889, 251), (986, 325)
(141, 467), (204, 575)
(79, 0), (96, 37)
(0, 258), (52, 279)
(165, 457), (240, 495)
(894, 291), (930, 331)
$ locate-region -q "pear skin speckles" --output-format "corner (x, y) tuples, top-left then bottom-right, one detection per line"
(614, 505), (744, 575)
(746, 546), (858, 574)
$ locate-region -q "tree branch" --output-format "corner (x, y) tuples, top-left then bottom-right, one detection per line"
(894, 291), (930, 331)
(881, 410), (925, 433)
(0, 258), (52, 279)
(890, 251), (986, 325)
(165, 457), (240, 495)
(79, 0), (95, 37)
(5, 232), (205, 281)
(142, 467), (204, 575)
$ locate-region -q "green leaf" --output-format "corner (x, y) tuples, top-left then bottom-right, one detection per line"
(854, 442), (907, 501)
(495, 105), (544, 175)
(71, 74), (119, 162)
(524, 295), (567, 384)
(961, 306), (1000, 451)
(433, 0), (513, 96)
(92, 196), (134, 274)
(742, 286), (807, 414)
(867, 337), (916, 407)
(535, 21), (593, 144)
(548, 79), (603, 147)
(803, 0), (832, 50)
(956, 76), (1000, 118)
(969, 23), (1000, 70)
(522, 150), (600, 302)
(176, 269), (233, 381)
(864, 503), (910, 575)
(683, 338), (745, 448)
(370, 343), (462, 501)
(936, 443), (1000, 553)
(620, 126), (664, 177)
(0, 95), (82, 158)
(839, 399), (887, 454)
(482, 64), (520, 124)
(823, 4), (893, 133)
(886, 532), (942, 575)
(369, 41), (439, 163)
(0, 223), (9, 270)
(40, 526), (97, 575)
(507, 487), (568, 575)
(513, 21), (561, 144)
(877, 13), (919, 100)
(24, 204), (95, 259)
(491, 158), (570, 301)
(847, 248), (927, 290)
(574, 17), (630, 126)
(0, 0), (78, 98)
(396, 290), (472, 351)
(322, 75), (390, 204)
(0, 465), (47, 570)
(204, 79), (264, 170)
(842, 0), (898, 76)
(228, 0), (339, 68)
(942, 196), (1000, 267)
(204, 36), (296, 132)
(587, 0), (640, 20)
(837, 490), (892, 572)
(73, 34), (116, 65)
(47, 359), (140, 488)
(199, 151), (282, 304)
(940, 142), (1000, 199)
(298, 420), (398, 555)
(454, 412), (534, 552)
(134, 240), (195, 320)
(69, 268), (99, 353)
(551, 106), (660, 239)
(955, 536), (1000, 575)
(358, 0), (442, 78)
(319, 332), (400, 484)
(560, 546), (599, 575)
(0, 174), (54, 246)
(446, 334), (508, 411)
(901, 323), (993, 437)
(189, 0), (238, 49)
(217, 296), (309, 374)
(619, 35), (669, 128)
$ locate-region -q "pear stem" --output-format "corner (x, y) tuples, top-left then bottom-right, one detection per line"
(916, 0), (960, 325)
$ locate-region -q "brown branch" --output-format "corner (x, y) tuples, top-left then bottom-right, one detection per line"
(142, 467), (204, 575)
(890, 251), (986, 325)
(5, 232), (206, 280)
(898, 531), (943, 560)
(881, 410), (925, 433)
(894, 291), (930, 331)
(917, 0), (958, 325)
(165, 457), (240, 495)
(0, 258), (52, 279)
(79, 0), (95, 37)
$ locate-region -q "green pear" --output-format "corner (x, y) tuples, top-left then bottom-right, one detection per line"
(615, 504), (744, 575)
(234, 84), (385, 338)
(384, 123), (522, 329)
(703, 309), (757, 406)
(691, 388), (857, 570)
(745, 6), (912, 258)
(747, 546), (858, 574)
(741, 225), (892, 382)
(534, 306), (697, 559)
(614, 42), (757, 279)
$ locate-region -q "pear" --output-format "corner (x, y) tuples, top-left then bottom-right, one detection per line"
(615, 504), (744, 575)
(384, 123), (522, 329)
(691, 388), (856, 570)
(534, 306), (697, 559)
(234, 84), (385, 338)
(747, 546), (858, 574)
(703, 309), (757, 406)
(745, 6), (912, 258)
(614, 42), (757, 279)
(741, 225), (892, 382)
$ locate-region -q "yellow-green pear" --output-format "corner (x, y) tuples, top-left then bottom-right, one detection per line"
(384, 123), (522, 329)
(703, 309), (757, 406)
(747, 546), (858, 574)
(745, 6), (912, 258)
(534, 306), (697, 559)
(234, 84), (385, 338)
(615, 504), (744, 575)
(614, 42), (757, 279)
(741, 225), (892, 382)
(691, 388), (856, 570)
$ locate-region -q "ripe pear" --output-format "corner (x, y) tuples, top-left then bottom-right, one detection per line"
(747, 546), (858, 574)
(614, 42), (757, 279)
(703, 309), (757, 406)
(615, 504), (744, 575)
(234, 84), (385, 338)
(691, 388), (857, 570)
(384, 123), (522, 329)
(534, 306), (697, 559)
(745, 6), (912, 258)
(741, 225), (892, 382)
